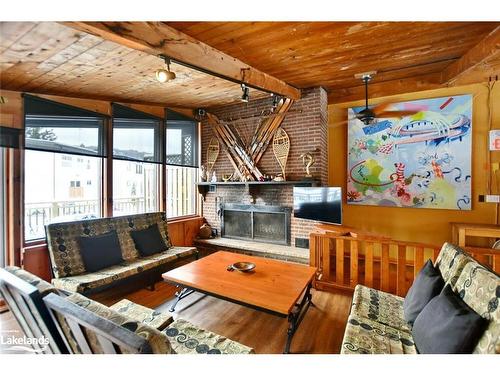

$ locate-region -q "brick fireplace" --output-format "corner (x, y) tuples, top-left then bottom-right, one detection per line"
(200, 87), (329, 248)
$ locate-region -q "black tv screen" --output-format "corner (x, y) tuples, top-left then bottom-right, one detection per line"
(293, 187), (342, 225)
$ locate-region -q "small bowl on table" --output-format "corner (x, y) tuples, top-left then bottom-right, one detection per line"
(227, 262), (256, 272)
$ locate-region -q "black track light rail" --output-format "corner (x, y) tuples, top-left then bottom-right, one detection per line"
(158, 54), (287, 98)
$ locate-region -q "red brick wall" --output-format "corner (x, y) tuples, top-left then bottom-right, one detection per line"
(200, 87), (328, 246)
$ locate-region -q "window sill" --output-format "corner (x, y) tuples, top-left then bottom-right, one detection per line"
(167, 215), (202, 224)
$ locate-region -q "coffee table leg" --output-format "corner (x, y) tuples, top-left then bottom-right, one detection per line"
(169, 287), (195, 312)
(283, 282), (313, 354)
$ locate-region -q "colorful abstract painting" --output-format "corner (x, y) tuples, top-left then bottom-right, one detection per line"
(347, 95), (472, 210)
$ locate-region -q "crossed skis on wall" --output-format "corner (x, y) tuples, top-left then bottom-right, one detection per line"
(205, 98), (294, 181)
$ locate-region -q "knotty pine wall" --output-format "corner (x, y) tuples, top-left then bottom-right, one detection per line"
(329, 83), (500, 246)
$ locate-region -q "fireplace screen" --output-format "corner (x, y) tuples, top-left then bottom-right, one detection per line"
(223, 210), (252, 239)
(221, 204), (291, 245)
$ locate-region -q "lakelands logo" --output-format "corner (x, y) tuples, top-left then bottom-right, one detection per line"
(1, 330), (50, 353)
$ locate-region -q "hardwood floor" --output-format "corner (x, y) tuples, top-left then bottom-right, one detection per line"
(161, 288), (353, 354)
(0, 282), (352, 354)
(0, 309), (27, 354)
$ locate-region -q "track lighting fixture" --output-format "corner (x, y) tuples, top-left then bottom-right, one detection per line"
(155, 55), (176, 83)
(241, 84), (250, 103)
(272, 94), (282, 109)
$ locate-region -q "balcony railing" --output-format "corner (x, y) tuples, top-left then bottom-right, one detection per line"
(24, 199), (100, 241)
(113, 197), (155, 215)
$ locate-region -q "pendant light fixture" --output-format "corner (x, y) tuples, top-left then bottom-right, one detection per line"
(241, 84), (250, 103)
(155, 55), (176, 83)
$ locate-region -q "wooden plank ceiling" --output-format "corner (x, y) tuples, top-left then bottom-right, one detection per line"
(167, 22), (500, 102)
(1, 21), (499, 108)
(0, 22), (268, 108)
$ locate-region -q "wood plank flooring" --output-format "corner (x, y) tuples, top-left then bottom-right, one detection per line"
(0, 282), (352, 354)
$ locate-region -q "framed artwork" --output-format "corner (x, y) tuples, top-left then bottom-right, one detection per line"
(347, 94), (472, 210)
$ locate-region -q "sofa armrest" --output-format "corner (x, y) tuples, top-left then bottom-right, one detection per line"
(110, 299), (173, 331)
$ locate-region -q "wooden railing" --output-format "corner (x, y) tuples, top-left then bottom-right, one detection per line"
(310, 230), (500, 297)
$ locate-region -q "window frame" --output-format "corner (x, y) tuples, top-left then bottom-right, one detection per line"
(112, 118), (162, 164)
(22, 97), (109, 246)
(165, 164), (199, 220)
(23, 149), (104, 243)
(21, 98), (201, 247)
(166, 120), (199, 168)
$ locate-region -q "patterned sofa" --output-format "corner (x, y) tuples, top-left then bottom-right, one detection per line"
(2, 266), (254, 354)
(341, 242), (500, 354)
(46, 212), (197, 294)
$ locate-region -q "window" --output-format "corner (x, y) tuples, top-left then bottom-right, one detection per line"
(166, 165), (198, 218)
(166, 119), (198, 167)
(112, 104), (161, 216)
(113, 160), (158, 216)
(25, 150), (102, 241)
(23, 95), (105, 242)
(166, 110), (199, 218)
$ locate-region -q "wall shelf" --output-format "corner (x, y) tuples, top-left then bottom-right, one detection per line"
(196, 180), (320, 201)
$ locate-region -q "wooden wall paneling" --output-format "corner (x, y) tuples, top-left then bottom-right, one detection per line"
(183, 217), (202, 247)
(329, 83), (500, 246)
(22, 244), (52, 281)
(168, 221), (185, 246)
(0, 90), (23, 128)
(37, 93), (112, 116)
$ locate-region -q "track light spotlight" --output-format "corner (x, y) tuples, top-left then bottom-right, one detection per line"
(241, 84), (250, 103)
(155, 55), (176, 83)
(272, 94), (282, 109)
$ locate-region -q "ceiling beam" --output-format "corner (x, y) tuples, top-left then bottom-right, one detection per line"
(440, 26), (500, 84)
(64, 22), (301, 100)
(328, 73), (443, 104)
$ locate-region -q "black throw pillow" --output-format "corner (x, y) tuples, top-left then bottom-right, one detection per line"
(130, 224), (168, 257)
(412, 284), (488, 354)
(79, 230), (124, 272)
(403, 259), (444, 325)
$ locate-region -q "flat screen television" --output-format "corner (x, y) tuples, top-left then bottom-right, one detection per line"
(293, 187), (342, 225)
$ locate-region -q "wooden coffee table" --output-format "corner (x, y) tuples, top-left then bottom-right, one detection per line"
(162, 251), (317, 353)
